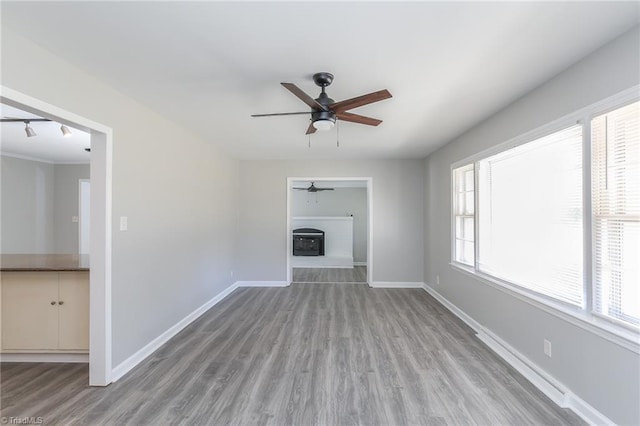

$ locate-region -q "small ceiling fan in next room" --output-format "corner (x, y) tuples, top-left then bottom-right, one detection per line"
(293, 182), (335, 192)
(251, 72), (392, 134)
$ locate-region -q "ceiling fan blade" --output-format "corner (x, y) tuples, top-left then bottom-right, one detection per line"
(251, 112), (310, 117)
(305, 122), (317, 135)
(292, 188), (308, 190)
(315, 188), (335, 191)
(281, 83), (328, 111)
(336, 111), (382, 126)
(329, 89), (392, 112)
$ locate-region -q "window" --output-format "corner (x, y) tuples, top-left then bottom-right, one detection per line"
(450, 96), (640, 335)
(453, 164), (474, 266)
(592, 101), (640, 328)
(478, 125), (584, 306)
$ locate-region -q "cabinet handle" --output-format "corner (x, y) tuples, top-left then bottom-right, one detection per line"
(51, 301), (57, 305)
(58, 301), (64, 305)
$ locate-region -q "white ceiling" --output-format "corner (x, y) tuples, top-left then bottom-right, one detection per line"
(1, 104), (91, 164)
(2, 2), (638, 160)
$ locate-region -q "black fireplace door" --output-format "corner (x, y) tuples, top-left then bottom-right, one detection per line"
(292, 228), (325, 256)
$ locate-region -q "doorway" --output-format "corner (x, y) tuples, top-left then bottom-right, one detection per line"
(286, 177), (373, 285)
(1, 86), (112, 386)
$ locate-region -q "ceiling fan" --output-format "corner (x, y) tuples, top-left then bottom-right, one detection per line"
(293, 182), (335, 192)
(251, 72), (392, 135)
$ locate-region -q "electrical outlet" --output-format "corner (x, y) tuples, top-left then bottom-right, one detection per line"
(436, 275), (440, 285)
(544, 339), (552, 357)
(72, 216), (79, 223)
(230, 270), (234, 278)
(119, 216), (128, 231)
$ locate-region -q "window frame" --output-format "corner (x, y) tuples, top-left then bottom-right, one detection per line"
(589, 101), (640, 330)
(451, 164), (475, 267)
(449, 85), (640, 350)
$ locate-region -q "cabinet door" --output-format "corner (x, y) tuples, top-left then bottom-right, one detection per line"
(58, 271), (89, 350)
(1, 272), (59, 350)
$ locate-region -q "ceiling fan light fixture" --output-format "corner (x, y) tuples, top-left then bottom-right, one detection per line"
(24, 121), (36, 137)
(312, 119), (335, 131)
(60, 124), (72, 137)
(311, 109), (336, 131)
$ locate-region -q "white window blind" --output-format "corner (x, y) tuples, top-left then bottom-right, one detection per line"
(478, 125), (584, 306)
(592, 101), (640, 328)
(453, 164), (475, 266)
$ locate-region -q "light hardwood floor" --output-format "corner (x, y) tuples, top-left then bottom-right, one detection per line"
(292, 266), (367, 283)
(1, 284), (584, 425)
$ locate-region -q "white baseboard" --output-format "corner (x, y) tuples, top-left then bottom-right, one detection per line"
(0, 353), (89, 363)
(111, 282), (239, 382)
(475, 331), (567, 407)
(421, 283), (614, 426)
(370, 281), (425, 288)
(566, 392), (616, 426)
(421, 283), (483, 331)
(353, 262), (367, 267)
(236, 281), (289, 287)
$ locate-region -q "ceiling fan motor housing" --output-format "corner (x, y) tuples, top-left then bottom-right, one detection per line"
(312, 110), (336, 125)
(312, 91), (335, 125)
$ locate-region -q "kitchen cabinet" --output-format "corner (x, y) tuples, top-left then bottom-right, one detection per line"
(1, 271), (89, 352)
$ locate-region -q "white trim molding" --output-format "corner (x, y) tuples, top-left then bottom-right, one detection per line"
(111, 282), (238, 382)
(370, 281), (425, 288)
(422, 282), (616, 426)
(0, 353), (89, 363)
(236, 281), (289, 287)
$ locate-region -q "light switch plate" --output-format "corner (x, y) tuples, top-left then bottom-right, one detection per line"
(72, 216), (79, 223)
(120, 216), (128, 231)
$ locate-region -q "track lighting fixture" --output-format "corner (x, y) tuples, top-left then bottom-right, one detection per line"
(1, 117), (73, 138)
(60, 124), (72, 137)
(24, 121), (37, 137)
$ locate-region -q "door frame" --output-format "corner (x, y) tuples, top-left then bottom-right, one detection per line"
(1, 86), (113, 386)
(286, 177), (373, 285)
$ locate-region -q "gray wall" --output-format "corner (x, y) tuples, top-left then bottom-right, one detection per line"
(236, 159), (424, 283)
(1, 155), (55, 253)
(291, 187), (368, 263)
(54, 164), (90, 254)
(2, 28), (239, 367)
(424, 26), (640, 425)
(1, 157), (90, 254)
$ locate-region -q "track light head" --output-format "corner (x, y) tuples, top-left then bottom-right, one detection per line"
(24, 121), (36, 137)
(60, 124), (72, 137)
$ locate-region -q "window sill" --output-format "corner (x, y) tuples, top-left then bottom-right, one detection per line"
(449, 262), (640, 354)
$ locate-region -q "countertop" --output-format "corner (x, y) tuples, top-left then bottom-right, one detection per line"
(1, 254), (90, 271)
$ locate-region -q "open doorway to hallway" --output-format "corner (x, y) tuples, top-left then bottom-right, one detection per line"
(287, 178), (372, 284)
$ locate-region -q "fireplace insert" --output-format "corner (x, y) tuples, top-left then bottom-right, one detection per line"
(292, 228), (325, 256)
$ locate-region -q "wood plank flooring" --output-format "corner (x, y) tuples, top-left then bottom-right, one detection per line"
(292, 266), (367, 283)
(1, 284), (584, 425)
